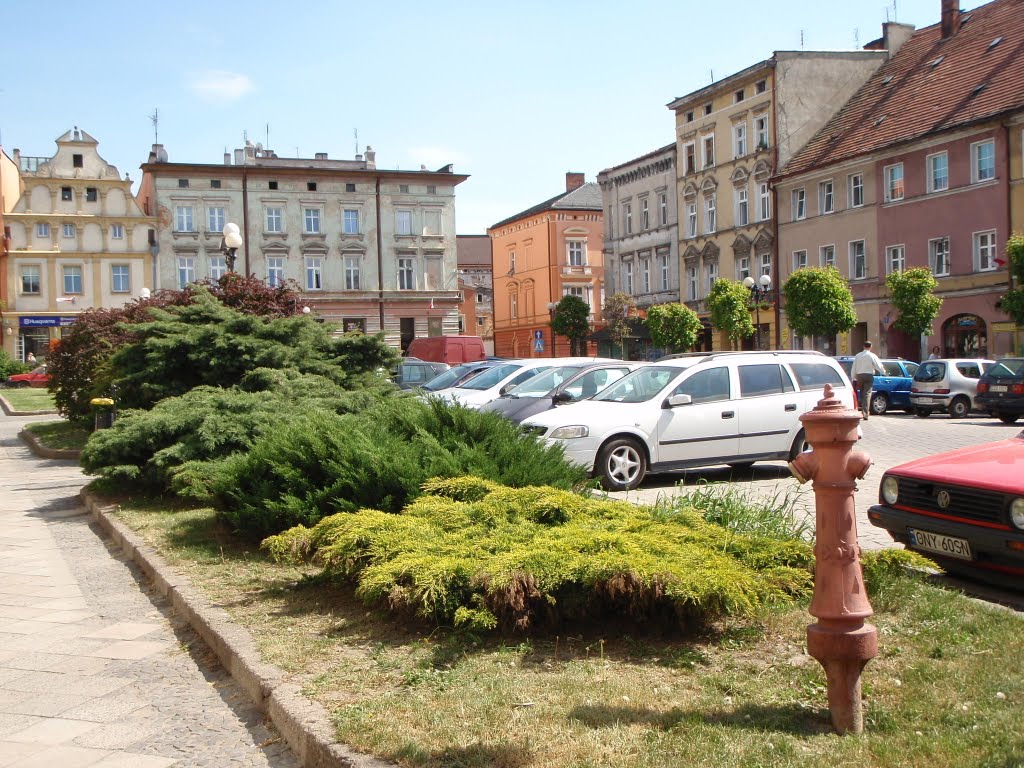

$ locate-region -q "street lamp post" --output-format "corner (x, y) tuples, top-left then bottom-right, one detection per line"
(743, 273), (773, 350)
(547, 301), (558, 357)
(220, 223), (244, 273)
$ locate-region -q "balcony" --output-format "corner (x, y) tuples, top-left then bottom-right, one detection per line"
(562, 264), (592, 277)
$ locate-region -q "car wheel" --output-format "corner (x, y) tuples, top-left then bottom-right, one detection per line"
(948, 396), (970, 419)
(16, 381), (30, 389)
(998, 412), (1020, 425)
(914, 408), (931, 418)
(788, 429), (809, 461)
(870, 392), (889, 415)
(597, 437), (647, 491)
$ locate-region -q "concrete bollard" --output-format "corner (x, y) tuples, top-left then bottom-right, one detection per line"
(788, 383), (877, 735)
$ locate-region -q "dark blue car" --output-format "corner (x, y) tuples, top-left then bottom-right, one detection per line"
(836, 357), (919, 415)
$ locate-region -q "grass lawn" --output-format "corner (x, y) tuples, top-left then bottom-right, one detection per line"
(108, 496), (1024, 768)
(2, 387), (56, 412)
(25, 420), (91, 451)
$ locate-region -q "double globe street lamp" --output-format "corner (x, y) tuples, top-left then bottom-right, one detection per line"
(742, 273), (772, 350)
(220, 223), (244, 273)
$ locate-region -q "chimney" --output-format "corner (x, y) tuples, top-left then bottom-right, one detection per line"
(234, 149), (244, 165)
(364, 145), (376, 169)
(565, 172), (585, 192)
(941, 0), (960, 39)
(223, 151), (231, 165)
(314, 152), (328, 160)
(881, 22), (915, 57)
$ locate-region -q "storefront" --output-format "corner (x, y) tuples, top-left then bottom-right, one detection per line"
(15, 316), (78, 362)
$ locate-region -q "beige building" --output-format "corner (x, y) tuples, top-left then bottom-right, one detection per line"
(3, 129), (155, 360)
(667, 45), (896, 349)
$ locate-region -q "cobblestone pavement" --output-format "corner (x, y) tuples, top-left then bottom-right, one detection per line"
(0, 414), (300, 767)
(607, 411), (1024, 550)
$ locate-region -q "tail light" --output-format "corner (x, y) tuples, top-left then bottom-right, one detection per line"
(911, 387), (920, 393)
(977, 382), (989, 394)
(933, 388), (950, 394)
(1013, 383), (1024, 395)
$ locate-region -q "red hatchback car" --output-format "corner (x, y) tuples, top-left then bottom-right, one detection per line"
(868, 433), (1024, 587)
(5, 365), (49, 388)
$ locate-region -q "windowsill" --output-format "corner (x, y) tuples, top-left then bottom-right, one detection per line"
(263, 232), (287, 239)
(302, 232), (326, 238)
(171, 231), (199, 237)
(341, 232), (364, 240)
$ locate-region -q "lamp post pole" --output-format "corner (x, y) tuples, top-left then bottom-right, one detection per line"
(743, 273), (773, 350)
(547, 301), (557, 358)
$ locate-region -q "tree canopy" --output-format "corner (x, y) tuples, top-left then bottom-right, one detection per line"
(707, 280), (754, 349)
(886, 267), (943, 338)
(998, 233), (1024, 327)
(644, 303), (702, 353)
(782, 267), (857, 340)
(550, 295), (591, 356)
(602, 293), (638, 357)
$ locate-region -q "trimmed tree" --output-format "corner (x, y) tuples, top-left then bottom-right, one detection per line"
(550, 294), (591, 356)
(886, 267), (943, 338)
(644, 303), (702, 354)
(707, 279), (754, 349)
(602, 292), (638, 358)
(783, 266), (857, 344)
(998, 233), (1024, 329)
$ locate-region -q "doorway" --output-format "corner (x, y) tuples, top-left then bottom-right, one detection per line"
(942, 314), (987, 358)
(399, 317), (415, 353)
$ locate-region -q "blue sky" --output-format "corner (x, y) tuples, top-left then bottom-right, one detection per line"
(1, 0), (989, 234)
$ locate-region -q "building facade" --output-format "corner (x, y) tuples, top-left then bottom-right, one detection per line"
(138, 142), (468, 351)
(0, 148), (18, 353)
(455, 234), (494, 353)
(2, 129), (155, 361)
(488, 173), (604, 358)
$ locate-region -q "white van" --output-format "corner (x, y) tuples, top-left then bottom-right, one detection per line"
(521, 350), (854, 490)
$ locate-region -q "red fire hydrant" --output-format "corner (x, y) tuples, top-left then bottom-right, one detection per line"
(788, 383), (876, 735)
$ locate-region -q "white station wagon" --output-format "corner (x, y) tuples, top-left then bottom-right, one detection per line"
(521, 351), (855, 490)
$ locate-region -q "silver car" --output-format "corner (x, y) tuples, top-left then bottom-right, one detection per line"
(910, 358), (994, 418)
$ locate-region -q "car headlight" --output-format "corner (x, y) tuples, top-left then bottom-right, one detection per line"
(881, 476), (899, 505)
(549, 425), (589, 439)
(1011, 498), (1024, 530)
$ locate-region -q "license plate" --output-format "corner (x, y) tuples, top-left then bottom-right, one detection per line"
(990, 385), (1008, 393)
(909, 529), (972, 560)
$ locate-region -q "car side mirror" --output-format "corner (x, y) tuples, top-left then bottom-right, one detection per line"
(664, 393), (692, 408)
(499, 384), (512, 396)
(553, 391), (574, 405)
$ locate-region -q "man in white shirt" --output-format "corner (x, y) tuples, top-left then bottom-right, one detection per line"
(851, 340), (885, 419)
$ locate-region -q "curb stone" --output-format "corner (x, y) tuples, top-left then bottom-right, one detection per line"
(80, 489), (398, 768)
(0, 391), (57, 417)
(19, 426), (82, 459)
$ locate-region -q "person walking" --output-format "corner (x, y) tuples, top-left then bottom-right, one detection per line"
(851, 340), (885, 419)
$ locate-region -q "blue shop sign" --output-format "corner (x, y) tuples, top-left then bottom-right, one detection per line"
(19, 316), (78, 328)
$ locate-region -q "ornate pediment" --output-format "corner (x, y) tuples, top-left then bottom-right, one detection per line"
(732, 233), (752, 257)
(752, 159), (773, 180)
(682, 244), (701, 262)
(699, 176), (718, 195)
(752, 228), (774, 250)
(682, 182), (699, 200)
(730, 166), (750, 185)
(700, 241), (720, 263)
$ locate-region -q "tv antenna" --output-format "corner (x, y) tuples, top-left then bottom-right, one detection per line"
(149, 108), (159, 144)
(354, 128), (359, 156)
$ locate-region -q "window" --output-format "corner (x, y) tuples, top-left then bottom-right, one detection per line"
(927, 152), (949, 192)
(175, 206), (194, 232)
(735, 89), (745, 103)
(567, 240), (586, 266)
(36, 223), (50, 238)
(739, 364), (792, 397)
(178, 179), (189, 188)
(760, 252), (771, 277)
(754, 115), (769, 149)
(929, 237), (951, 276)
(658, 252), (669, 290)
(849, 174), (864, 207)
(675, 367), (731, 403)
(268, 181), (278, 190)
(819, 180), (834, 214)
(701, 134), (715, 168)
(734, 122), (747, 157)
(686, 265), (698, 300)
(398, 257), (415, 290)
(343, 209), (360, 234)
(21, 265), (41, 294)
(307, 182), (317, 191)
(346, 183), (356, 193)
(624, 260), (634, 294)
(72, 153), (83, 168)
(790, 363), (844, 389)
(206, 255), (224, 279)
(267, 257), (284, 287)
(62, 224), (76, 239)
(737, 256), (750, 281)
(972, 139), (995, 182)
(177, 257), (195, 289)
(704, 103), (712, 116)
(304, 208), (321, 234)
(110, 224), (124, 239)
(564, 286), (585, 300)
(427, 185), (437, 195)
(686, 203), (697, 238)
(345, 256), (361, 289)
(476, 292), (484, 304)
(820, 244), (835, 268)
(707, 261), (718, 293)
(510, 293), (518, 319)
(792, 188), (806, 220)
(641, 257), (650, 293)
(686, 110), (694, 123)
(305, 257), (324, 290)
(265, 207), (283, 233)
(641, 198), (649, 230)
(509, 251), (516, 273)
(210, 179), (221, 189)
(423, 209), (441, 236)
(658, 193), (668, 225)
(84, 187), (98, 203)
(208, 206), (225, 233)
(884, 163), (904, 202)
(704, 194), (717, 233)
(623, 203), (632, 234)
(974, 230), (997, 271)
(61, 187), (72, 201)
(755, 79), (767, 94)
(758, 182), (771, 221)
(886, 245), (905, 274)
(399, 184), (410, 193)
(111, 265), (130, 293)
(793, 250), (808, 271)
(850, 240), (867, 279)
(683, 143), (696, 175)
(736, 186), (749, 226)
(396, 210), (413, 235)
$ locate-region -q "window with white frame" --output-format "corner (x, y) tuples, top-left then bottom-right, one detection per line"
(641, 198), (649, 230)
(564, 286), (585, 301)
(754, 115), (769, 149)
(734, 122), (747, 157)
(63, 265), (82, 294)
(267, 257), (284, 287)
(701, 134), (715, 168)
(849, 173), (865, 207)
(509, 250), (516, 273)
(111, 223), (124, 240)
(819, 180), (834, 214)
(683, 143), (696, 175)
(567, 240), (586, 267)
(687, 265), (698, 300)
(111, 264), (130, 293)
(510, 293), (518, 320)
(658, 252), (669, 290)
(686, 202), (697, 238)
(793, 250), (808, 271)
(736, 186), (749, 226)
(974, 230), (997, 271)
(704, 194), (717, 234)
(21, 265), (41, 294)
(929, 237), (951, 276)
(884, 163), (904, 202)
(422, 209), (441, 236)
(623, 203), (632, 234)
(306, 256), (324, 290)
(343, 209), (360, 234)
(265, 207), (283, 233)
(737, 256), (750, 281)
(707, 261), (718, 292)
(62, 224), (76, 239)
(886, 245), (905, 274)
(850, 240), (867, 279)
(820, 244), (835, 269)
(210, 256), (226, 280)
(304, 208), (321, 234)
(398, 257), (415, 290)
(971, 140), (995, 183)
(208, 206), (225, 233)
(641, 257), (650, 293)
(757, 182), (771, 221)
(177, 257), (195, 289)
(792, 188), (806, 220)
(624, 260), (634, 294)
(395, 210), (413, 235)
(345, 255), (361, 289)
(760, 252), (771, 277)
(659, 193), (668, 225)
(175, 206), (194, 232)
(927, 152), (949, 193)
(36, 222), (51, 238)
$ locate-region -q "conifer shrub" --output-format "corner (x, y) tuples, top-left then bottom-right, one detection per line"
(262, 479), (815, 633)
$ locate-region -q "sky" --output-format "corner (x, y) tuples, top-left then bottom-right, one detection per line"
(0, 0), (990, 235)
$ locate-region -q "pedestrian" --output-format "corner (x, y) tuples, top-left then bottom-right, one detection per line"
(928, 345), (940, 360)
(851, 340), (884, 419)
(26, 352), (37, 365)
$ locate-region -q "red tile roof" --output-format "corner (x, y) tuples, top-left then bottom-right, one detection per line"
(781, 0), (1024, 178)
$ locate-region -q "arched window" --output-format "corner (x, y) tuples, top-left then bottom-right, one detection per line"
(941, 314), (987, 358)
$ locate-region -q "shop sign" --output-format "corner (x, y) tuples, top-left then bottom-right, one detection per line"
(18, 316), (78, 328)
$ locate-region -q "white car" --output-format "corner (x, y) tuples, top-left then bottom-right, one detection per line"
(441, 358), (615, 410)
(521, 351), (855, 490)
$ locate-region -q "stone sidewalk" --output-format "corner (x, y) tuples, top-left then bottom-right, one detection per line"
(0, 415), (300, 767)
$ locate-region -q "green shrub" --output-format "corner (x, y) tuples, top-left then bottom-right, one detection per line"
(263, 480), (815, 633)
(0, 349), (30, 380)
(861, 548), (940, 596)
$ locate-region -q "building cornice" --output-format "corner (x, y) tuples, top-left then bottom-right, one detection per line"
(141, 162), (469, 185)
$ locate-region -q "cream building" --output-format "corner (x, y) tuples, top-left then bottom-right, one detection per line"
(3, 129), (155, 360)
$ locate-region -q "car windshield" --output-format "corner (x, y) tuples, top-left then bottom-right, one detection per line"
(914, 361), (946, 382)
(458, 363), (523, 391)
(507, 365), (586, 398)
(422, 364), (483, 391)
(988, 359), (1024, 377)
(593, 366), (683, 403)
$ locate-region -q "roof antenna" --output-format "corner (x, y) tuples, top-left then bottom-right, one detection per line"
(149, 108), (159, 144)
(354, 128), (359, 156)
(800, 29), (805, 49)
(709, 68), (714, 83)
(854, 27), (860, 47)
(893, 0), (898, 22)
